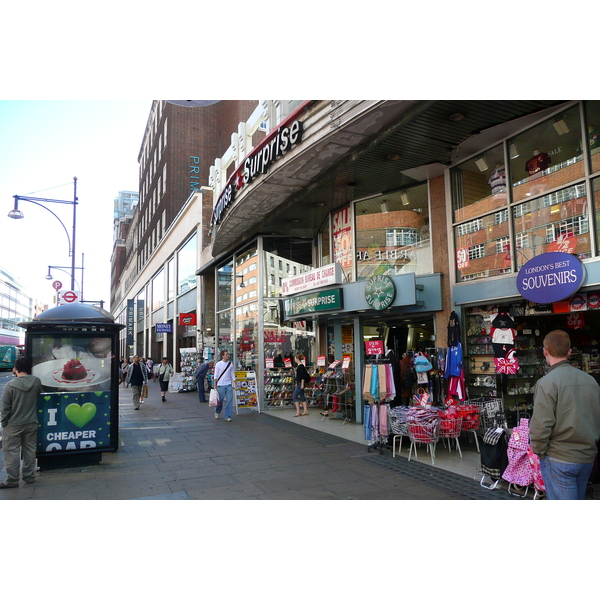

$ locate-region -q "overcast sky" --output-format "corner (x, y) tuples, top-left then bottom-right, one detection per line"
(0, 100), (151, 311)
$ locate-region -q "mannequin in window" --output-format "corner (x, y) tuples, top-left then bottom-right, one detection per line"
(525, 148), (551, 177)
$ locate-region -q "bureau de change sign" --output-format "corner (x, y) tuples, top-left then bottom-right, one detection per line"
(517, 251), (585, 303)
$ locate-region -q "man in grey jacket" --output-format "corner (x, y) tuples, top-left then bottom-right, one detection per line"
(1, 357), (42, 488)
(530, 330), (600, 500)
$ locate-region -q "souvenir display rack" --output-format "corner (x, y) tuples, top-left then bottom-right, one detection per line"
(264, 367), (295, 406)
(179, 348), (199, 392)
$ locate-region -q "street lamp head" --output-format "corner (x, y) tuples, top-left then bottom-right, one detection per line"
(7, 208), (24, 219)
(45, 274), (53, 280)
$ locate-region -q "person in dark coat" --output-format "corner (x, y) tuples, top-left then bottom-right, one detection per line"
(195, 360), (213, 403)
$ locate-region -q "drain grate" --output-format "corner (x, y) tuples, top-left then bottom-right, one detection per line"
(362, 453), (515, 500)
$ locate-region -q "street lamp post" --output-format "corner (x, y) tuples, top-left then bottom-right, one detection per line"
(45, 259), (85, 300)
(8, 177), (78, 291)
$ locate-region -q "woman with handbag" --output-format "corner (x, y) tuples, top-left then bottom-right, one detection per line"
(158, 357), (173, 402)
(213, 349), (235, 422)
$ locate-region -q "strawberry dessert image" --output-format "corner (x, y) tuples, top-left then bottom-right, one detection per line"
(61, 359), (88, 381)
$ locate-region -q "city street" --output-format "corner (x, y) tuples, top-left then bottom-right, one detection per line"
(0, 377), (514, 501)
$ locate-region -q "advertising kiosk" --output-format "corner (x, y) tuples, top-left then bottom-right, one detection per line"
(18, 303), (124, 469)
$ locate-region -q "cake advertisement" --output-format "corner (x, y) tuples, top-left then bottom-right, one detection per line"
(29, 333), (118, 455)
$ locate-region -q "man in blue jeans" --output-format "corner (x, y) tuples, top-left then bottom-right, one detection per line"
(213, 350), (234, 422)
(530, 330), (600, 499)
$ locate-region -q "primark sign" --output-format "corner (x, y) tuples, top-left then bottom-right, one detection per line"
(211, 119), (304, 228)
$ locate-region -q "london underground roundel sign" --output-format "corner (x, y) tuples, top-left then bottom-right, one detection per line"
(516, 252), (585, 303)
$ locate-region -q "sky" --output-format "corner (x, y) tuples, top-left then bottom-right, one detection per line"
(0, 100), (151, 311)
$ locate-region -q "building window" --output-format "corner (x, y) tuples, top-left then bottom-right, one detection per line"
(177, 234), (197, 295)
(354, 184), (431, 280)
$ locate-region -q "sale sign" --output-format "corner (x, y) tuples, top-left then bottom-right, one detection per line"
(365, 340), (384, 355)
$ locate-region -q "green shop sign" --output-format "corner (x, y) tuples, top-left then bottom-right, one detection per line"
(284, 289), (343, 317)
(365, 274), (396, 310)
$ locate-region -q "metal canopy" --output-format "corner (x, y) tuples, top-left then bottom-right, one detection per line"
(211, 100), (566, 256)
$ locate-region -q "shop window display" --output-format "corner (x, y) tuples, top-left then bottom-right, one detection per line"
(509, 104), (584, 203)
(464, 300), (600, 427)
(355, 184), (432, 280)
(594, 178), (600, 245)
(451, 144), (506, 223)
(584, 100), (600, 174)
(513, 183), (591, 269)
(454, 210), (512, 282)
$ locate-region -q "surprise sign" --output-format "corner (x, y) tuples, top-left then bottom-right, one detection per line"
(37, 391), (112, 454)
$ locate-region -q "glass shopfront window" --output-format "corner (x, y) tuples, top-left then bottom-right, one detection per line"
(451, 144), (506, 223)
(235, 302), (258, 371)
(593, 178), (600, 250)
(177, 234), (197, 295)
(332, 206), (354, 282)
(167, 258), (174, 302)
(217, 260), (233, 312)
(262, 237), (313, 298)
(217, 309), (233, 356)
(509, 104), (584, 203)
(584, 100), (600, 174)
(514, 183), (591, 269)
(152, 269), (164, 311)
(319, 218), (331, 267)
(355, 184), (431, 280)
(455, 210), (512, 282)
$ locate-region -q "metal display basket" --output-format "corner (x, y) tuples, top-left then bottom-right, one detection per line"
(439, 416), (463, 457)
(471, 397), (505, 434)
(389, 406), (411, 457)
(457, 404), (480, 432)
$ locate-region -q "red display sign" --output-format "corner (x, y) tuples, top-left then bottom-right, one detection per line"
(179, 313), (197, 326)
(365, 340), (384, 355)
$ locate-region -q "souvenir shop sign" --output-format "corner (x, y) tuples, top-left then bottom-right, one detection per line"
(283, 289), (343, 317)
(517, 252), (585, 303)
(364, 274), (396, 310)
(281, 263), (342, 296)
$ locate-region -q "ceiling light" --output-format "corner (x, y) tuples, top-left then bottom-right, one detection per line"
(553, 117), (569, 135)
(449, 113), (464, 121)
(314, 202), (325, 207)
(509, 142), (519, 159)
(475, 156), (489, 172)
(387, 154), (400, 161)
(401, 193), (409, 206)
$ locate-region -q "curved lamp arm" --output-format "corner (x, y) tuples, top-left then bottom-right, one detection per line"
(10, 196), (73, 257)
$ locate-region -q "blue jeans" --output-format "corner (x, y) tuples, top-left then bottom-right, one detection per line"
(293, 384), (305, 403)
(197, 378), (206, 402)
(540, 456), (593, 500)
(215, 384), (234, 419)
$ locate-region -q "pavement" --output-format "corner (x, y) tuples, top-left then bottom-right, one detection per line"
(0, 378), (526, 501)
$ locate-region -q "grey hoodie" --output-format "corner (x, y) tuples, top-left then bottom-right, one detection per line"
(1, 374), (43, 428)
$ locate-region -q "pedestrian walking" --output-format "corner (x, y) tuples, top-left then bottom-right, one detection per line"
(293, 353), (310, 417)
(121, 357), (130, 386)
(195, 359), (213, 403)
(146, 357), (154, 378)
(530, 330), (600, 500)
(125, 355), (148, 410)
(213, 349), (235, 421)
(0, 357), (43, 488)
(157, 357), (173, 402)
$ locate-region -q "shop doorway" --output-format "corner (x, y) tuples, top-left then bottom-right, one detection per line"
(363, 316), (435, 357)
